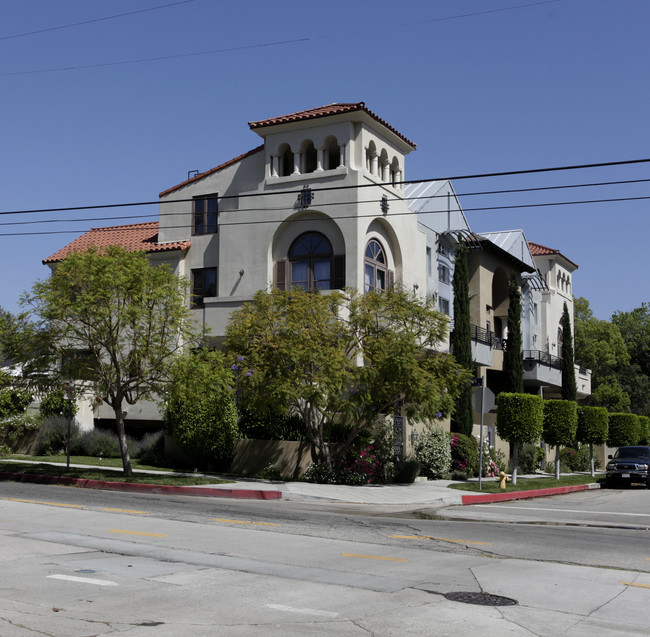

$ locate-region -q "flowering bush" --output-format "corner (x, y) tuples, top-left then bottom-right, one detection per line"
(450, 433), (478, 475)
(476, 437), (505, 477)
(303, 444), (383, 485)
(414, 427), (452, 479)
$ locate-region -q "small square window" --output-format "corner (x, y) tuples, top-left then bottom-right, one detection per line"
(438, 297), (450, 315)
(438, 264), (450, 285)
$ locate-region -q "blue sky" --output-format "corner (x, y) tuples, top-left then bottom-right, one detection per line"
(1, 0), (648, 320)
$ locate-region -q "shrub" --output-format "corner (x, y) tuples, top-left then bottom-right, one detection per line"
(392, 458), (421, 483)
(35, 416), (82, 455)
(302, 462), (338, 484)
(0, 443), (11, 456)
(414, 427), (452, 479)
(450, 432), (478, 475)
(637, 416), (650, 445)
(477, 438), (505, 477)
(607, 413), (640, 447)
(496, 393), (543, 444)
(542, 400), (578, 448)
(517, 443), (545, 474)
(78, 429), (122, 458)
(137, 431), (167, 467)
(576, 406), (609, 445)
(238, 408), (305, 441)
(560, 445), (594, 472)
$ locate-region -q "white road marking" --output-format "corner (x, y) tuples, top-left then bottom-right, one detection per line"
(474, 505), (650, 517)
(266, 604), (339, 618)
(48, 574), (118, 587)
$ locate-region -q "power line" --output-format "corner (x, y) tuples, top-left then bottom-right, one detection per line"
(1, 0), (560, 76)
(0, 1), (198, 42)
(1, 157), (649, 217)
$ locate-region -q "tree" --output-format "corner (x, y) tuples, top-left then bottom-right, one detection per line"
(576, 405), (608, 476)
(612, 303), (650, 376)
(496, 392), (543, 484)
(607, 413), (640, 447)
(560, 302), (577, 402)
(504, 273), (523, 393)
(450, 240), (474, 436)
(542, 399), (578, 479)
(225, 286), (470, 471)
(573, 297), (631, 411)
(12, 247), (202, 476)
(164, 349), (239, 468)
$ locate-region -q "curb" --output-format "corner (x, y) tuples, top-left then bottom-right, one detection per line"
(461, 483), (596, 505)
(0, 472), (283, 501)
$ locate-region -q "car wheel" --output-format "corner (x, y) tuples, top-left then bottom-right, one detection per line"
(606, 478), (616, 489)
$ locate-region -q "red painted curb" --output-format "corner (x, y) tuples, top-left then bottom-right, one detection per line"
(461, 483), (592, 505)
(0, 472), (282, 500)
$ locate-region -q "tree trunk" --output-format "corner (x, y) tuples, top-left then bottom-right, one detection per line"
(590, 443), (595, 477)
(511, 444), (519, 485)
(555, 446), (561, 480)
(113, 401), (133, 476)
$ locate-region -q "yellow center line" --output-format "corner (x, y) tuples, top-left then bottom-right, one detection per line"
(620, 581), (650, 589)
(211, 518), (279, 527)
(2, 497), (84, 509)
(108, 529), (167, 537)
(390, 534), (491, 546)
(342, 553), (408, 562)
(101, 508), (149, 514)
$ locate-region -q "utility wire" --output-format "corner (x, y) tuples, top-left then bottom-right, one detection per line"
(1, 157), (649, 217)
(0, 1), (198, 42)
(1, 1), (560, 76)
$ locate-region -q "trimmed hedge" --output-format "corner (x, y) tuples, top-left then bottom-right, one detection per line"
(576, 406), (609, 445)
(607, 413), (640, 447)
(637, 415), (650, 445)
(496, 393), (543, 444)
(543, 399), (578, 448)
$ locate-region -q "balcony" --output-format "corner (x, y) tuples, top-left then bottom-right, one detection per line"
(523, 349), (562, 387)
(470, 324), (495, 367)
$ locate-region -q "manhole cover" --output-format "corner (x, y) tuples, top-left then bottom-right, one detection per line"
(444, 591), (517, 606)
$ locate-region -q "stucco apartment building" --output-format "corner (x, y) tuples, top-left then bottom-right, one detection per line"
(44, 102), (590, 454)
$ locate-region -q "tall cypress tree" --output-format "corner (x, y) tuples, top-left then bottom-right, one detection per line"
(450, 239), (473, 436)
(504, 273), (523, 393)
(561, 302), (577, 401)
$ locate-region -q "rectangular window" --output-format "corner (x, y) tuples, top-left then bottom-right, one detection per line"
(191, 267), (217, 307)
(426, 246), (432, 277)
(438, 264), (450, 285)
(438, 297), (450, 314)
(193, 195), (218, 235)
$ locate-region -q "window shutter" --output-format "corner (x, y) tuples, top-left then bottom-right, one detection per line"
(387, 269), (395, 289)
(275, 259), (287, 290)
(332, 254), (345, 289)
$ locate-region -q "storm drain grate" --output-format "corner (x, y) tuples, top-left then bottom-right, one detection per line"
(444, 591), (517, 606)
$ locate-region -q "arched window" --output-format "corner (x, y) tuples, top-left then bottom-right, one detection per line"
(364, 239), (388, 292)
(289, 232), (333, 291)
(303, 141), (317, 173)
(280, 145), (294, 177)
(325, 137), (340, 170)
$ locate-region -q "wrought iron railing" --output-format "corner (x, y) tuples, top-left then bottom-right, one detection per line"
(523, 350), (563, 370)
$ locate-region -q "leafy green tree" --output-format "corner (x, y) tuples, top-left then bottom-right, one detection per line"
(542, 399), (578, 479)
(164, 349), (239, 468)
(450, 240), (474, 436)
(504, 273), (523, 393)
(560, 303), (577, 402)
(39, 387), (78, 419)
(496, 392), (544, 484)
(226, 287), (470, 471)
(576, 405), (608, 476)
(637, 415), (650, 445)
(0, 370), (31, 418)
(612, 302), (650, 376)
(607, 413), (640, 447)
(574, 297), (631, 411)
(11, 247), (202, 476)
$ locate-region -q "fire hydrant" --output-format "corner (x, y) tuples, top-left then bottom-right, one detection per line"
(499, 471), (510, 490)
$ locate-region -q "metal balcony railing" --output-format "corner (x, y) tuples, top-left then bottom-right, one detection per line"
(523, 350), (563, 370)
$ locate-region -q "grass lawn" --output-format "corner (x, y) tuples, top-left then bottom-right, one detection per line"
(448, 474), (602, 493)
(0, 456), (234, 486)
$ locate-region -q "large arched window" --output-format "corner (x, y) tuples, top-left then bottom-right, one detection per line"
(364, 239), (388, 292)
(289, 232), (332, 291)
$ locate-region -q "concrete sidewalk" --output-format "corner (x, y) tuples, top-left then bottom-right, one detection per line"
(1, 459), (602, 506)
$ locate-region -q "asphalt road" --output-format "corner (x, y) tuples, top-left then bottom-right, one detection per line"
(2, 481), (650, 635)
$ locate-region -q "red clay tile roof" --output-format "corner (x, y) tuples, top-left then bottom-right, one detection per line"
(528, 241), (578, 268)
(159, 145), (264, 197)
(43, 222), (190, 264)
(248, 102), (417, 149)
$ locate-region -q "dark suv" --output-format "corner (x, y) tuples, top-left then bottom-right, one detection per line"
(605, 446), (650, 488)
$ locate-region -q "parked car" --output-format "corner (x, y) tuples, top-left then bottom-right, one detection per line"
(605, 446), (650, 488)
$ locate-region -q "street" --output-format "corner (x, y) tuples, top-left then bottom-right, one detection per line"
(1, 481), (650, 635)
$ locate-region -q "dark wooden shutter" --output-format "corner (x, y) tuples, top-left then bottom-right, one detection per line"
(332, 254), (345, 289)
(387, 269), (395, 289)
(275, 259), (287, 290)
